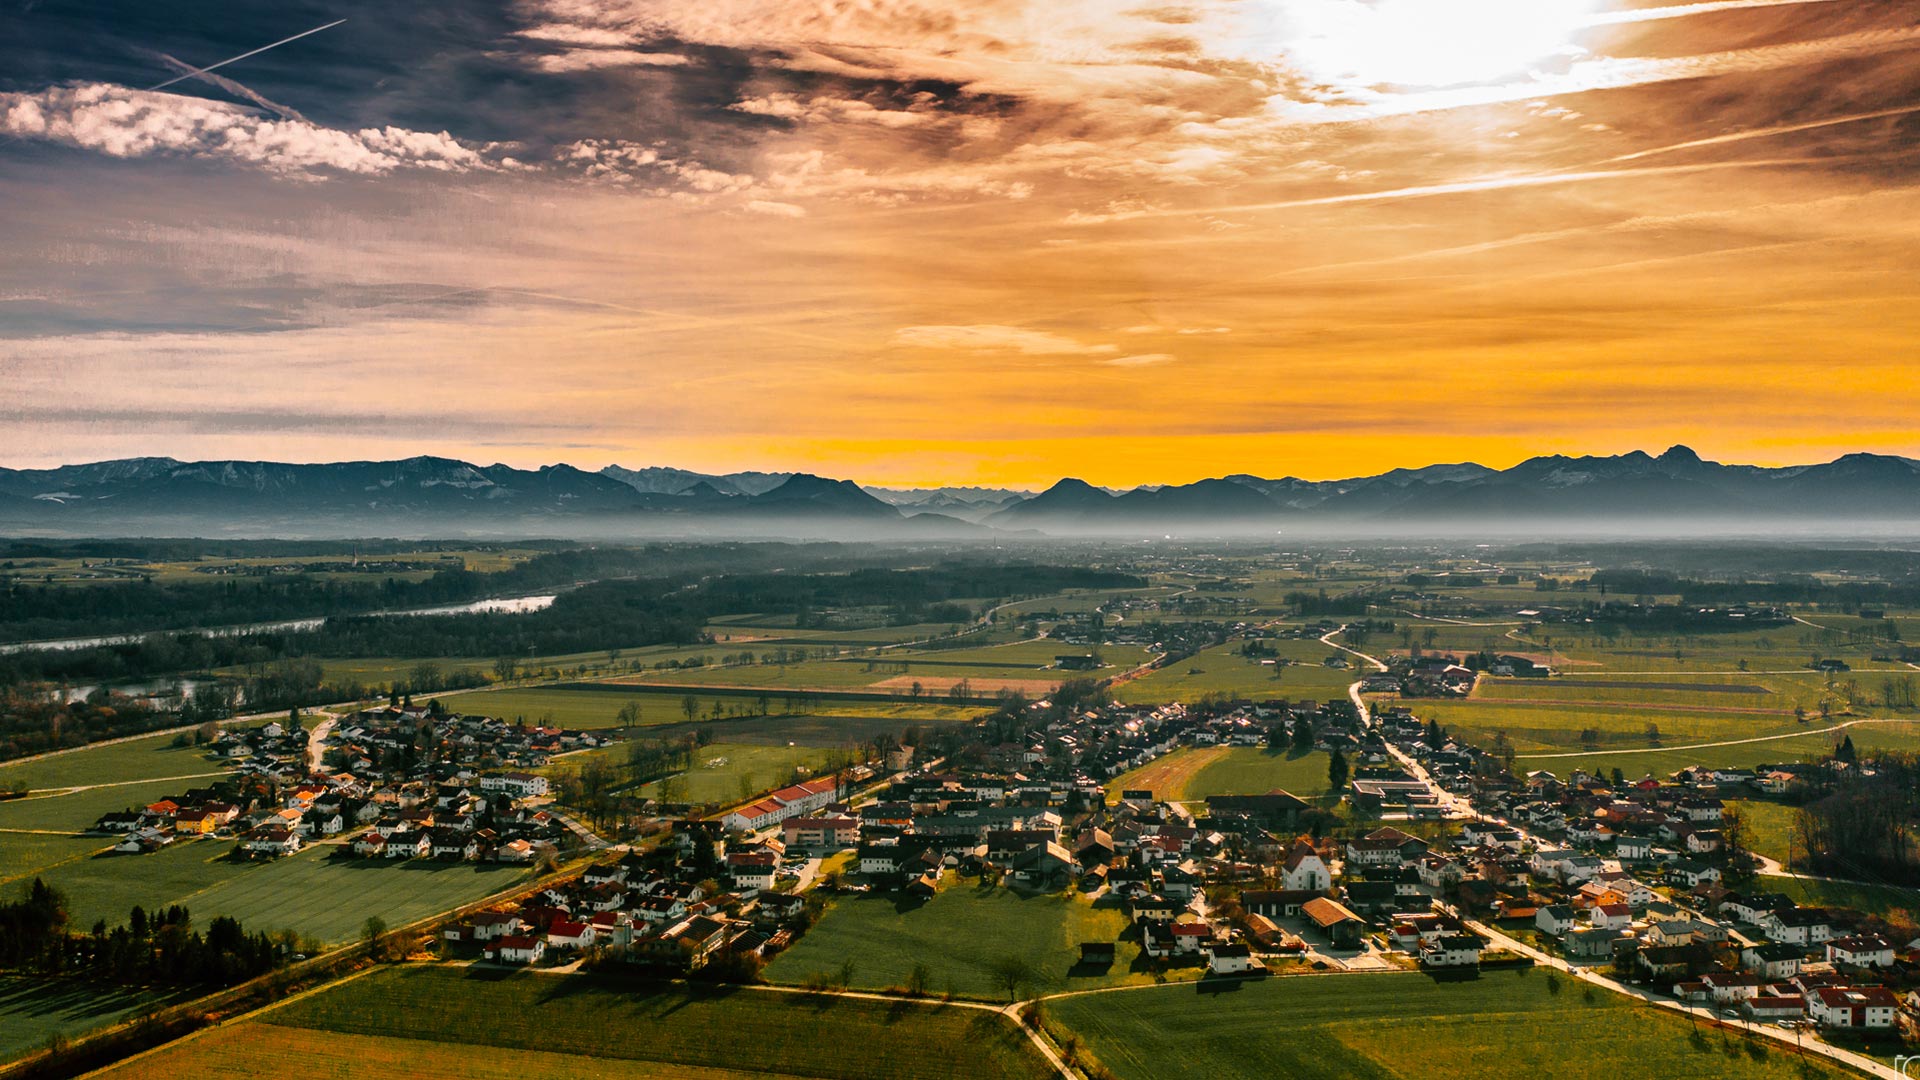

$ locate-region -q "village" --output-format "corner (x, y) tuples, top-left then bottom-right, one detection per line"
(90, 703), (609, 865)
(52, 576), (1920, 1066)
(365, 680), (1920, 1053)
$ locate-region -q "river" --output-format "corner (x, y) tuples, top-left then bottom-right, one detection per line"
(0, 593), (558, 657)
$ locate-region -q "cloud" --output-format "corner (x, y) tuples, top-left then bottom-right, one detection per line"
(744, 199), (806, 217)
(892, 324), (1120, 356)
(731, 93), (937, 129)
(0, 84), (491, 178)
(1101, 352), (1176, 366)
(524, 49), (694, 72)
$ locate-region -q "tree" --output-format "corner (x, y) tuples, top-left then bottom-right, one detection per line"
(364, 915), (388, 961)
(906, 960), (933, 996)
(1327, 749), (1350, 792)
(1292, 717), (1314, 753)
(682, 695), (700, 723)
(989, 954), (1034, 1003)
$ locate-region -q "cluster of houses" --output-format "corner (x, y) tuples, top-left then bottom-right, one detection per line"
(447, 821), (816, 972)
(92, 705), (608, 866)
(1363, 712), (1920, 1033)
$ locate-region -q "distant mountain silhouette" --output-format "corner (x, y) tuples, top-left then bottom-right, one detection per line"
(3, 446), (1918, 538)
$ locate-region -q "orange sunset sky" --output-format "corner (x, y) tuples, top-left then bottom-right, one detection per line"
(2, 0), (1917, 487)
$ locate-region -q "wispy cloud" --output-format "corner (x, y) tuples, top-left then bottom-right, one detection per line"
(892, 325), (1120, 356)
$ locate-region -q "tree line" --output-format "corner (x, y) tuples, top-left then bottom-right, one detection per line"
(0, 879), (286, 988)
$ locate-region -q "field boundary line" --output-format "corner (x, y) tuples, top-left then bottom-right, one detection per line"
(1519, 716), (1913, 759)
(71, 964), (385, 1080)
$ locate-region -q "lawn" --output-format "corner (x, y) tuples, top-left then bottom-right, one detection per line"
(0, 778), (224, 836)
(94, 965), (1053, 1080)
(1510, 720), (1920, 781)
(1184, 746), (1333, 800)
(441, 684), (981, 734)
(0, 734), (231, 792)
(1725, 799), (1798, 866)
(0, 977), (181, 1065)
(764, 879), (1156, 999)
(1104, 746), (1330, 803)
(1045, 969), (1856, 1080)
(1760, 875), (1920, 922)
(640, 743), (835, 806)
(20, 841), (528, 945)
(1116, 642), (1358, 705)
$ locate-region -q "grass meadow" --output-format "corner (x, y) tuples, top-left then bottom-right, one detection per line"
(1105, 747), (1331, 803)
(1116, 642), (1357, 705)
(1045, 969), (1856, 1080)
(92, 965), (1053, 1080)
(764, 878), (1159, 999)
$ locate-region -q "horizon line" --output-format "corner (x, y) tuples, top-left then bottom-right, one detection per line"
(5, 442), (1917, 494)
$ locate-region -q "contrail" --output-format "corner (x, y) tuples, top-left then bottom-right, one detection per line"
(1582, 0), (1841, 26)
(146, 18), (346, 93)
(1065, 157), (1851, 225)
(1609, 105), (1920, 162)
(142, 49), (309, 121)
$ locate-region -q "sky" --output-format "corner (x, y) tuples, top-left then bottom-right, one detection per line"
(1, 0), (1917, 488)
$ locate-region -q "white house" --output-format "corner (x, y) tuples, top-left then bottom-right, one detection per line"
(479, 772), (550, 799)
(1588, 903), (1632, 931)
(1762, 908), (1834, 946)
(1281, 843), (1331, 892)
(1826, 935), (1895, 969)
(1808, 986), (1899, 1029)
(1204, 943), (1261, 976)
(1421, 934), (1484, 968)
(488, 934), (545, 964)
(547, 919), (597, 950)
(1536, 905), (1578, 937)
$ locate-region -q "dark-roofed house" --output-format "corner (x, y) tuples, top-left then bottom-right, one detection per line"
(1206, 790), (1309, 827)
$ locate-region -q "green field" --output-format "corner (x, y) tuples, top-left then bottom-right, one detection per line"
(1509, 720), (1920, 781)
(1763, 875), (1920, 922)
(0, 977), (181, 1064)
(765, 879), (1160, 999)
(23, 841), (529, 945)
(1116, 641), (1358, 705)
(0, 734), (231, 793)
(639, 743), (835, 806)
(1725, 799), (1798, 866)
(1046, 969), (1855, 1080)
(1185, 746), (1332, 799)
(95, 965), (1053, 1080)
(430, 685), (981, 732)
(1105, 746), (1330, 803)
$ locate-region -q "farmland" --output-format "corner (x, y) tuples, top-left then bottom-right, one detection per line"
(0, 978), (179, 1064)
(1104, 746), (1331, 803)
(1045, 969), (1855, 1080)
(0, 732), (526, 946)
(93, 965), (1054, 1080)
(26, 840), (528, 945)
(1505, 720), (1920, 780)
(1115, 641), (1358, 705)
(638, 742), (834, 805)
(425, 685), (980, 732)
(764, 879), (1159, 998)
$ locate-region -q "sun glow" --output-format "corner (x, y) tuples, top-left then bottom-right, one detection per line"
(1282, 0), (1599, 88)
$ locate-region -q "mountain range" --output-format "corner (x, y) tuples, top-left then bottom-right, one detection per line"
(1, 446), (1917, 539)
